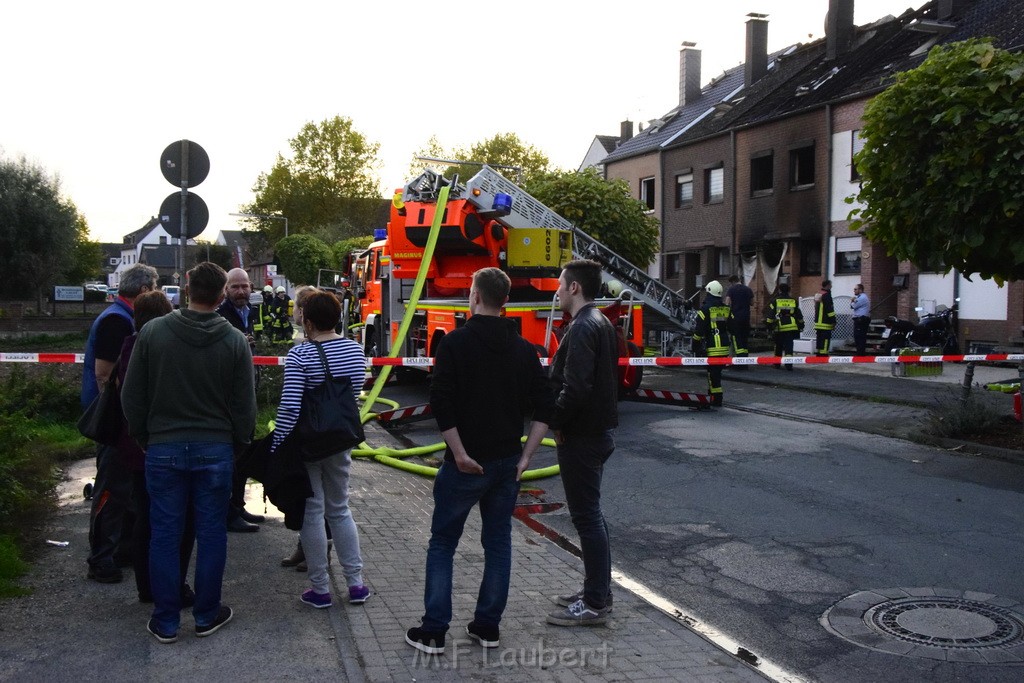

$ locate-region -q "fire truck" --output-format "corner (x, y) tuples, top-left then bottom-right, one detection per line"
(350, 166), (696, 390)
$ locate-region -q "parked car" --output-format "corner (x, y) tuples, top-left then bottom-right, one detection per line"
(162, 285), (180, 308)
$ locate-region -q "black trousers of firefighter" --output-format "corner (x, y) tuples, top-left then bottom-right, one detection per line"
(706, 364), (724, 407)
(774, 331), (797, 371)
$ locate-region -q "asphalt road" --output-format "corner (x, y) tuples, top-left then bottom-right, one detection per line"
(380, 368), (1024, 682)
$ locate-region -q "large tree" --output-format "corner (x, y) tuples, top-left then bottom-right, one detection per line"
(0, 155), (80, 301)
(243, 116), (383, 245)
(410, 132), (552, 187)
(850, 39), (1024, 282)
(526, 168), (660, 269)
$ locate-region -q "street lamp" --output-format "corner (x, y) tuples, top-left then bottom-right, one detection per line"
(230, 212), (289, 237)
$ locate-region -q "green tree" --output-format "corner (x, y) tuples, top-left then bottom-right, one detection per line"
(243, 116), (383, 245)
(274, 234), (334, 286)
(850, 39), (1024, 282)
(525, 168), (659, 268)
(411, 132), (552, 187)
(332, 235), (374, 271)
(0, 155), (80, 302)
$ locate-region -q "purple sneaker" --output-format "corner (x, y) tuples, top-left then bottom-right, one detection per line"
(348, 585), (370, 604)
(300, 589), (332, 609)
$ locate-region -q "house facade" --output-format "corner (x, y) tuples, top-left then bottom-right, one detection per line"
(600, 0), (1023, 350)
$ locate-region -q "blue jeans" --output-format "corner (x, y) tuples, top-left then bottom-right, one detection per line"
(421, 456), (520, 633)
(558, 431), (615, 610)
(146, 442), (233, 634)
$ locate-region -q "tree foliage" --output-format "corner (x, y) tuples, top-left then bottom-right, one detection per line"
(0, 155), (80, 299)
(64, 214), (104, 285)
(274, 234), (334, 287)
(410, 132), (552, 187)
(850, 39), (1024, 282)
(525, 168), (659, 268)
(332, 236), (374, 271)
(244, 116), (383, 245)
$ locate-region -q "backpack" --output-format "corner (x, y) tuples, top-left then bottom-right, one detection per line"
(295, 342), (365, 461)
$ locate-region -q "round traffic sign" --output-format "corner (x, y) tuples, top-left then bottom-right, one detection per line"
(160, 140), (210, 187)
(159, 191), (209, 239)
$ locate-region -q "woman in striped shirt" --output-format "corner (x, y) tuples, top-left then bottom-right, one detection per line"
(272, 290), (370, 608)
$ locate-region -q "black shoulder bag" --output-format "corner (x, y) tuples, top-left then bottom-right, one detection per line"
(77, 360), (123, 445)
(295, 342), (365, 461)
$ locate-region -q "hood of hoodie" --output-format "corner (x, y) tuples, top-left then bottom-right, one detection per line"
(465, 314), (519, 353)
(163, 309), (237, 348)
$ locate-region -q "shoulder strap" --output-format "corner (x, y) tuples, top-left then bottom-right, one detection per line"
(312, 341), (334, 380)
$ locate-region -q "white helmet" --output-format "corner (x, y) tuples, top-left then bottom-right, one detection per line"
(275, 286), (286, 294)
(606, 280), (623, 297)
(705, 281), (723, 297)
(263, 285), (273, 293)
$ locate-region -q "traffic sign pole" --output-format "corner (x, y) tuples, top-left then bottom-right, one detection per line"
(179, 140), (190, 291)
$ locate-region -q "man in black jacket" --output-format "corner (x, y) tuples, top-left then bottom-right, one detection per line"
(215, 268), (264, 532)
(546, 259), (619, 627)
(405, 268), (553, 656)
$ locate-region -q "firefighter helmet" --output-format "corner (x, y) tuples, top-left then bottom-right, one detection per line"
(605, 280), (623, 297)
(275, 286), (286, 293)
(263, 285), (273, 293)
(705, 281), (723, 297)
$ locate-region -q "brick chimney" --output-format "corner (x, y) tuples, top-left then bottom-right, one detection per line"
(679, 42), (702, 107)
(826, 0), (854, 60)
(620, 120), (633, 144)
(745, 14), (769, 88)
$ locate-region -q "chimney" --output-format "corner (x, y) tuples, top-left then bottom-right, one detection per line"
(620, 120), (634, 144)
(679, 42), (702, 106)
(826, 0), (854, 60)
(745, 14), (769, 88)
(937, 0), (969, 20)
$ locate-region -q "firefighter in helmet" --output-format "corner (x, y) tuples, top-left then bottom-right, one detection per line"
(766, 282), (804, 371)
(269, 286), (293, 342)
(692, 280), (733, 407)
(253, 285), (274, 340)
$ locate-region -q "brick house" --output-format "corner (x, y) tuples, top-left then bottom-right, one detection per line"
(598, 0), (1023, 349)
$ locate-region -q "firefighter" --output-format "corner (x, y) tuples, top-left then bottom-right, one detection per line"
(269, 286), (293, 343)
(253, 286), (273, 341)
(692, 280), (732, 407)
(813, 279), (836, 356)
(766, 282), (804, 371)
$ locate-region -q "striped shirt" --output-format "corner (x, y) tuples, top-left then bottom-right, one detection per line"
(272, 338), (366, 450)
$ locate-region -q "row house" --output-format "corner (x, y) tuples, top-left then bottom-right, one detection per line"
(600, 0), (1023, 350)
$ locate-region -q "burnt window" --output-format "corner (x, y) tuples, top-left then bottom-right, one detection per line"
(750, 151), (774, 195)
(800, 240), (822, 275)
(789, 144), (815, 188)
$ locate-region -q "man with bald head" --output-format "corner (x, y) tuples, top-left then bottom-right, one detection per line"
(216, 268), (264, 532)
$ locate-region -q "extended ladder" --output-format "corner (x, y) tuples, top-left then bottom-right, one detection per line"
(463, 166), (692, 332)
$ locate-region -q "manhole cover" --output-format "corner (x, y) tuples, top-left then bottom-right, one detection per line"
(822, 588), (1024, 662)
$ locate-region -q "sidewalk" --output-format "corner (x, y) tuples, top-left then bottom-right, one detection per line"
(0, 424), (769, 682)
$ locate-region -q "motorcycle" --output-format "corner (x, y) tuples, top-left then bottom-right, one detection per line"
(881, 299), (959, 354)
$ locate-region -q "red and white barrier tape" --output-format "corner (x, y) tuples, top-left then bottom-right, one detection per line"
(3, 352), (1023, 367)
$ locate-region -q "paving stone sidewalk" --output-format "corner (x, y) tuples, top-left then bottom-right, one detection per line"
(337, 424), (770, 682)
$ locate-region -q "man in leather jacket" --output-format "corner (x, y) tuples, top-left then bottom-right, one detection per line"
(546, 259), (618, 627)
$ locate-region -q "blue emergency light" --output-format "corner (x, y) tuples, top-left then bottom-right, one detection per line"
(491, 193), (513, 216)
(373, 228), (387, 240)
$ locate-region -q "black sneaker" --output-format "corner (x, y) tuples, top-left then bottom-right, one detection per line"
(87, 565), (123, 584)
(405, 627), (445, 655)
(555, 589), (613, 612)
(195, 605), (233, 637)
(466, 621), (499, 648)
(147, 619), (177, 644)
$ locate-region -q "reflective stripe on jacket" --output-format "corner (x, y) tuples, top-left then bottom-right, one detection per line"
(768, 297), (801, 333)
(814, 293), (835, 331)
(694, 302), (733, 357)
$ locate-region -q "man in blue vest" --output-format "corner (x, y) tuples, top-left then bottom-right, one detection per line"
(82, 263), (158, 583)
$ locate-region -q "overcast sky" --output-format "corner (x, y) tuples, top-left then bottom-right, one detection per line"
(1, 1), (918, 244)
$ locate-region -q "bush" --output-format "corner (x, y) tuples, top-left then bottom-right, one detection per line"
(926, 392), (1001, 438)
(0, 366), (82, 423)
(0, 534), (30, 598)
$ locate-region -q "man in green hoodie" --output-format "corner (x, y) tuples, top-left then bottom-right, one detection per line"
(122, 262), (256, 644)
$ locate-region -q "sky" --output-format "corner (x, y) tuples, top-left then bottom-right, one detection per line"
(1, 0), (918, 244)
